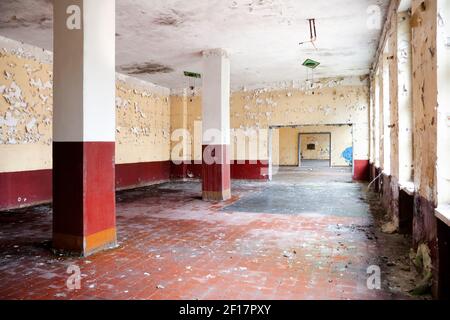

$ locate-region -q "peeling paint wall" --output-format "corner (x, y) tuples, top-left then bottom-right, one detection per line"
(368, 0), (450, 298)
(371, 70), (381, 168)
(370, 0), (439, 228)
(115, 75), (171, 164)
(300, 134), (330, 161)
(0, 36), (171, 175)
(0, 40), (53, 173)
(389, 12), (400, 180)
(370, 3), (415, 224)
(171, 76), (369, 164)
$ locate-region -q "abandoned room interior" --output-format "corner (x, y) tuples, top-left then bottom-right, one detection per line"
(0, 0), (449, 301)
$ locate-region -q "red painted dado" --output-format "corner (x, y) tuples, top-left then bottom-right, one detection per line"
(171, 161), (269, 180)
(53, 142), (116, 240)
(0, 169), (52, 210)
(116, 161), (170, 190)
(231, 160), (269, 180)
(353, 160), (370, 181)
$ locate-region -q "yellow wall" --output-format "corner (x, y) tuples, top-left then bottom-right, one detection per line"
(300, 134), (330, 161)
(369, 1), (439, 203)
(0, 37), (171, 173)
(170, 76), (369, 163)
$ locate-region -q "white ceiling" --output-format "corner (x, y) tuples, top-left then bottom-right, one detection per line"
(0, 0), (389, 90)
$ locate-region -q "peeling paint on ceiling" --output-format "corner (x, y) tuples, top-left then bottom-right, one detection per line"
(0, 0), (389, 90)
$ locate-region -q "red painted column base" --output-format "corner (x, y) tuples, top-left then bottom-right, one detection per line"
(353, 160), (370, 181)
(53, 142), (117, 256)
(202, 145), (231, 201)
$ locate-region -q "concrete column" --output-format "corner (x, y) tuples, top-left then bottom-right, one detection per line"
(52, 0), (116, 256)
(201, 49), (231, 201)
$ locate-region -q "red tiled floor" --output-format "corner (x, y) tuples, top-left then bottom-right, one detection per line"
(0, 168), (420, 300)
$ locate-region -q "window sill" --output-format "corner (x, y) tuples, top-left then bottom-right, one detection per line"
(435, 205), (450, 227)
(399, 181), (415, 196)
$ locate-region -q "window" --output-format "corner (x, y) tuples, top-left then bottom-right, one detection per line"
(382, 40), (391, 176)
(397, 7), (414, 185)
(437, 0), (450, 206)
(307, 144), (316, 150)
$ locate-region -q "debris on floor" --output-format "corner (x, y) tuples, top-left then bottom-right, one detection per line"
(0, 168), (427, 300)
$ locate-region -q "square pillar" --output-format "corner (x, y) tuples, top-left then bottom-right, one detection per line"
(52, 0), (116, 256)
(201, 49), (231, 201)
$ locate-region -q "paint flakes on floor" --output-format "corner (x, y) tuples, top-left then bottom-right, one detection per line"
(0, 168), (426, 300)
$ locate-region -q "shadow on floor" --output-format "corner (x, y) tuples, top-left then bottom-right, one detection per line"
(0, 167), (428, 300)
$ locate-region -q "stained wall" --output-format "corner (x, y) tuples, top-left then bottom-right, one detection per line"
(275, 126), (352, 166)
(0, 36), (171, 209)
(299, 133), (331, 161)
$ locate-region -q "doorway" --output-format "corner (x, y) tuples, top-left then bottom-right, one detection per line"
(298, 133), (331, 168)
